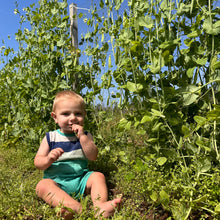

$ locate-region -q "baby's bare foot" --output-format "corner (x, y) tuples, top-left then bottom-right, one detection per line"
(96, 198), (122, 218)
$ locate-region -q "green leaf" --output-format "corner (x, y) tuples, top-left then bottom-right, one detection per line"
(151, 109), (165, 118)
(147, 138), (158, 143)
(182, 85), (200, 106)
(150, 191), (158, 202)
(187, 29), (202, 38)
(125, 172), (135, 181)
(182, 125), (190, 136)
(58, 1), (68, 9)
(52, 8), (59, 15)
(152, 122), (163, 132)
(118, 118), (131, 131)
(211, 58), (220, 72)
(203, 18), (220, 35)
(157, 157), (167, 166)
(186, 143), (198, 153)
(141, 115), (152, 123)
(130, 41), (143, 53)
(126, 81), (143, 93)
(194, 115), (206, 125)
(186, 67), (196, 78)
(159, 39), (180, 50)
(136, 129), (146, 135)
(138, 16), (154, 29)
(195, 57), (207, 66)
(125, 121), (132, 130)
(207, 105), (220, 121)
(150, 66), (161, 74)
(64, 60), (72, 67)
(196, 139), (211, 152)
(58, 22), (67, 29)
(197, 158), (211, 173)
(160, 0), (169, 10)
(183, 93), (199, 105)
(57, 39), (65, 47)
(215, 204), (220, 213)
(159, 190), (169, 203)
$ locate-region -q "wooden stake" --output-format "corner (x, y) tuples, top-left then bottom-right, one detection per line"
(69, 3), (78, 48)
(69, 3), (78, 91)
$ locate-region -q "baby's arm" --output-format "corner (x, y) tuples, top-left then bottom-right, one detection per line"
(34, 136), (64, 170)
(80, 132), (98, 161)
(72, 125), (98, 161)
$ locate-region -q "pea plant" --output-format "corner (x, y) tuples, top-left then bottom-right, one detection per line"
(0, 0), (91, 149)
(80, 0), (220, 217)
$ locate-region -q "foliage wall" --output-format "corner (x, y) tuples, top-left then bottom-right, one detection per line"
(84, 0), (220, 160)
(87, 1), (219, 216)
(0, 0), (84, 147)
(78, 0), (220, 169)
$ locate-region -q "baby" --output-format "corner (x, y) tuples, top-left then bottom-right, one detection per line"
(34, 90), (121, 219)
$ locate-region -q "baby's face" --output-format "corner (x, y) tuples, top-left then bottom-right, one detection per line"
(52, 98), (85, 133)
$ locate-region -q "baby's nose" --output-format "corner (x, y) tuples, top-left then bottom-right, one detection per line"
(70, 114), (76, 120)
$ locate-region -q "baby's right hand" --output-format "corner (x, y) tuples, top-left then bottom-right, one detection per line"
(47, 148), (64, 162)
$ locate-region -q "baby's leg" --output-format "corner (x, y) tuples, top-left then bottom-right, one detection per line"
(85, 172), (122, 218)
(36, 179), (82, 219)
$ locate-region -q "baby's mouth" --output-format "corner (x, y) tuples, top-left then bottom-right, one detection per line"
(69, 123), (78, 127)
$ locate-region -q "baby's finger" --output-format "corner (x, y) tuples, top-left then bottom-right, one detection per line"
(71, 126), (79, 134)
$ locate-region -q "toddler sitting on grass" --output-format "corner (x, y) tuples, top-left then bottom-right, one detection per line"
(34, 90), (121, 219)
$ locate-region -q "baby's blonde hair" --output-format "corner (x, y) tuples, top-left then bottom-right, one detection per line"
(52, 90), (86, 113)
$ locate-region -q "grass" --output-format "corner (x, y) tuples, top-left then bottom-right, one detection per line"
(0, 145), (143, 219)
(0, 141), (167, 219)
(1, 116), (220, 220)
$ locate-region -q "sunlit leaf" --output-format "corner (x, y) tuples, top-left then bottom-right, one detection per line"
(197, 158), (211, 173)
(138, 16), (154, 29)
(207, 105), (220, 121)
(186, 67), (196, 78)
(57, 39), (65, 47)
(211, 58), (220, 72)
(182, 85), (200, 106)
(183, 93), (198, 105)
(150, 66), (161, 74)
(126, 81), (143, 93)
(187, 30), (202, 38)
(215, 204), (220, 213)
(157, 157), (167, 166)
(152, 122), (163, 132)
(151, 109), (165, 118)
(194, 115), (206, 125)
(195, 57), (207, 66)
(159, 190), (169, 203)
(141, 115), (152, 123)
(146, 138), (158, 143)
(150, 191), (158, 202)
(203, 17), (220, 35)
(64, 60), (72, 67)
(136, 129), (146, 135)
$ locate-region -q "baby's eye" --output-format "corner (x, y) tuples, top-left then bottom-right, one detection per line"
(75, 112), (82, 116)
(62, 112), (70, 116)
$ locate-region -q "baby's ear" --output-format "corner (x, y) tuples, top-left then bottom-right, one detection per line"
(51, 112), (57, 123)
